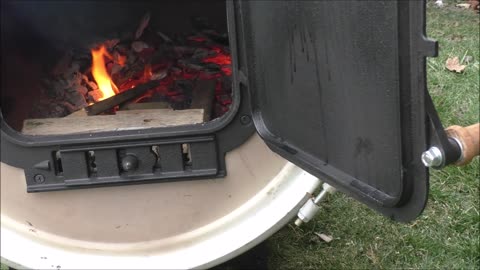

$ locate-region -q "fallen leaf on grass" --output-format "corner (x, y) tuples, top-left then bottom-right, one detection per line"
(446, 57), (467, 73)
(456, 3), (472, 9)
(435, 0), (444, 7)
(366, 248), (380, 265)
(314, 232), (333, 243)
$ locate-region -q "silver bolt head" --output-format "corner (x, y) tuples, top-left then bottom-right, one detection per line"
(421, 147), (443, 167)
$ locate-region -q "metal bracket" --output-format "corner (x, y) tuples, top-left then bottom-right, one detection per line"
(25, 137), (220, 192)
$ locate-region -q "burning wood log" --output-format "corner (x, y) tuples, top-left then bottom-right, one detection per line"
(85, 79), (162, 116)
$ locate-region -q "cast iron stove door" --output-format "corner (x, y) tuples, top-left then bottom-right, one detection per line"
(236, 0), (438, 221)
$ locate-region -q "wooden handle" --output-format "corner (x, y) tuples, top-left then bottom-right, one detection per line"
(445, 123), (480, 166)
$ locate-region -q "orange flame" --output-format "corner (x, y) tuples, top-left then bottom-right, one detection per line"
(91, 45), (118, 101)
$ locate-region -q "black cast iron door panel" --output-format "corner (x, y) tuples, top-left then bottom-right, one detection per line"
(236, 0), (437, 221)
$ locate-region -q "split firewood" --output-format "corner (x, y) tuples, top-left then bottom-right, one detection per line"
(191, 80), (216, 121)
(66, 108), (88, 118)
(85, 79), (162, 115)
(23, 109), (204, 136)
(65, 90), (88, 111)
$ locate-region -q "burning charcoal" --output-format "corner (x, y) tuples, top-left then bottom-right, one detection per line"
(88, 90), (104, 103)
(30, 102), (70, 118)
(187, 63), (205, 71)
(113, 44), (129, 55)
(178, 59), (204, 71)
(174, 46), (196, 55)
(86, 81), (99, 91)
(202, 29), (229, 45)
(170, 67), (182, 76)
(104, 39), (120, 49)
(59, 101), (78, 115)
(111, 63), (123, 76)
(51, 50), (73, 76)
(132, 41), (149, 53)
(82, 75), (99, 91)
(66, 90), (88, 111)
(192, 48), (214, 60)
(44, 79), (68, 98)
(67, 85), (88, 96)
(175, 80), (194, 94)
(61, 63), (82, 87)
(204, 63), (221, 73)
(113, 51), (127, 66)
(137, 47), (156, 60)
(135, 12), (151, 40)
(70, 71), (83, 87)
(187, 35), (208, 43)
(150, 70), (168, 81)
(127, 51), (138, 65)
(156, 31), (173, 43)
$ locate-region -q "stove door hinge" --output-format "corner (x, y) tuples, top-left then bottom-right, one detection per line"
(423, 91), (465, 169)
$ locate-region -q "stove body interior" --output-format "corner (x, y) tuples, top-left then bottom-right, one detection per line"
(1, 0), (233, 135)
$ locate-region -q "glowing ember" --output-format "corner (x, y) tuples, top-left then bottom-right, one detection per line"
(143, 64), (153, 81)
(91, 45), (119, 100)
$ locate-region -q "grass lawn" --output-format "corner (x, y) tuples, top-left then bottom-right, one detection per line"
(265, 2), (480, 270)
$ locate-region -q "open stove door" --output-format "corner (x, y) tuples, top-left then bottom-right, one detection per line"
(236, 0), (438, 222)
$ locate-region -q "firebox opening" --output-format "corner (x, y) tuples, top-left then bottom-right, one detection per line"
(1, 1), (234, 136)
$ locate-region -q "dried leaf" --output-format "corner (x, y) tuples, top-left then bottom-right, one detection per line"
(366, 248), (380, 265)
(456, 3), (472, 9)
(446, 57), (467, 73)
(314, 232), (333, 243)
(435, 0), (444, 7)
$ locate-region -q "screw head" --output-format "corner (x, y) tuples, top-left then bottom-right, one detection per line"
(421, 147), (443, 167)
(33, 174), (45, 183)
(240, 115), (252, 125)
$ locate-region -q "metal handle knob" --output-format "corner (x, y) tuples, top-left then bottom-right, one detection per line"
(121, 155), (139, 172)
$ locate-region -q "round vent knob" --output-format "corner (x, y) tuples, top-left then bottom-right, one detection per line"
(121, 155), (138, 172)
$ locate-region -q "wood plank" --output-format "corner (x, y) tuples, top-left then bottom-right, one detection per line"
(191, 79), (216, 122)
(22, 109), (204, 136)
(65, 108), (88, 118)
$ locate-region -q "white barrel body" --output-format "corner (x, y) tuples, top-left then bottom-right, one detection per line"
(1, 135), (321, 269)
